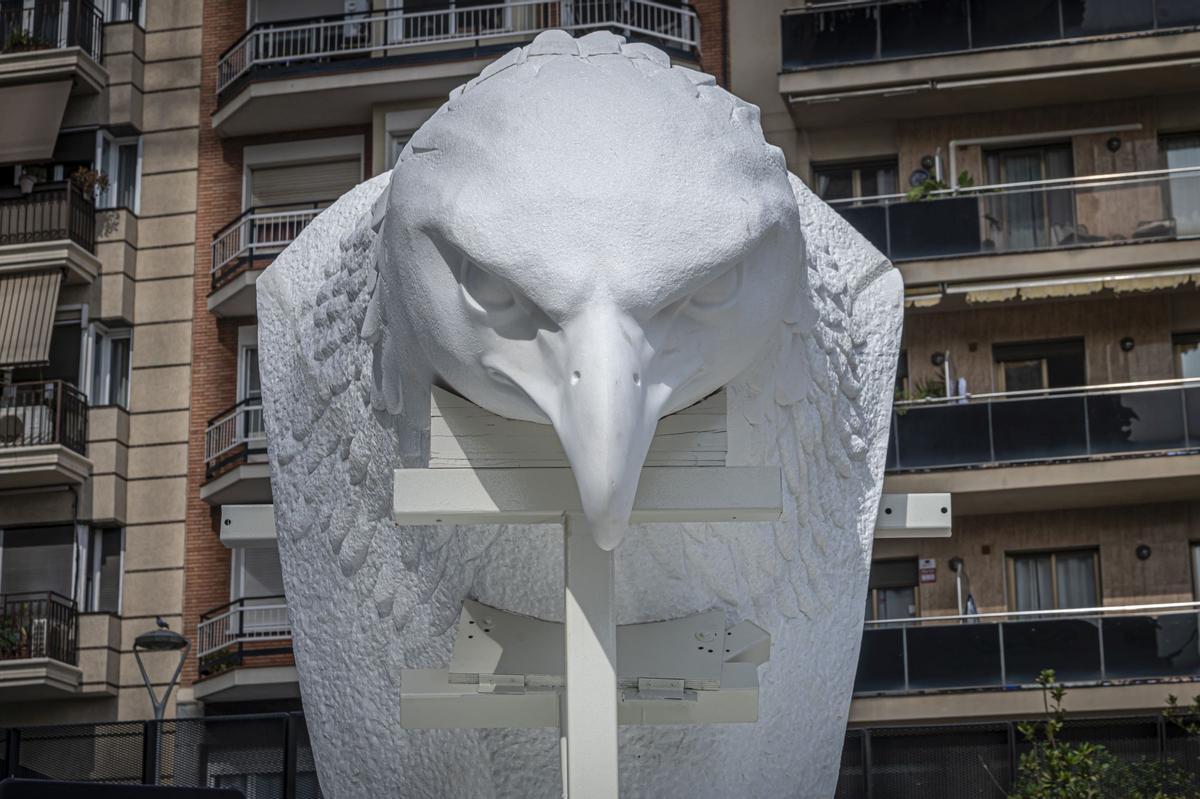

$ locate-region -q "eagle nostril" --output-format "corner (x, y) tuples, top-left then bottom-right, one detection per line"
(571, 370), (581, 386)
(632, 373), (641, 386)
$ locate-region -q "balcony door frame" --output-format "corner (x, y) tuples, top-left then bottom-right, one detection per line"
(1005, 547), (1101, 612)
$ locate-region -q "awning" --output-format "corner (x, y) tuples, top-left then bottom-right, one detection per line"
(0, 81), (72, 164)
(0, 271), (64, 366)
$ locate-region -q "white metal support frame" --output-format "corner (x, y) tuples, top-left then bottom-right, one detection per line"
(393, 466), (784, 799)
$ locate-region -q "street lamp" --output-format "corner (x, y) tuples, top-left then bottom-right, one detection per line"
(133, 619), (190, 785)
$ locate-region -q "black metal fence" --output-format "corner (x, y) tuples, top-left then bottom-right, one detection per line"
(2, 715), (321, 799)
(0, 381), (89, 457)
(0, 183), (97, 253)
(0, 593), (77, 665)
(0, 0), (104, 60)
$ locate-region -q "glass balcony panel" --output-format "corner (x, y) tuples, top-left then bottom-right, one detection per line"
(1187, 387), (1200, 448)
(780, 7), (877, 70)
(990, 395), (1087, 462)
(1086, 388), (1188, 455)
(1102, 612), (1200, 680)
(893, 403), (991, 469)
(854, 627), (906, 693)
(879, 0), (968, 60)
(1157, 0), (1200, 26)
(1001, 618), (1102, 685)
(836, 204), (890, 255)
(906, 624), (1003, 690)
(968, 0), (1062, 48)
(1061, 0), (1155, 37)
(885, 422), (898, 471)
(888, 196), (981, 260)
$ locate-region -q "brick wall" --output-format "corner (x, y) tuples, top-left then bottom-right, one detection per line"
(691, 0), (728, 86)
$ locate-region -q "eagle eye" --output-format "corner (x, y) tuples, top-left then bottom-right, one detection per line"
(460, 257), (517, 315)
(683, 263), (742, 316)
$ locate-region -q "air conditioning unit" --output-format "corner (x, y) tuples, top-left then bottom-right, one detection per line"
(30, 618), (48, 658)
(0, 405), (51, 446)
(343, 0), (369, 39)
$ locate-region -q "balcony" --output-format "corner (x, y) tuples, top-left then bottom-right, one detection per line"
(195, 596), (297, 703)
(832, 167), (1200, 290)
(883, 378), (1200, 514)
(208, 204), (324, 318)
(213, 0), (701, 137)
(0, 183), (99, 284)
(779, 0), (1200, 127)
(0, 591), (81, 700)
(200, 399), (269, 505)
(0, 381), (90, 490)
(852, 601), (1200, 722)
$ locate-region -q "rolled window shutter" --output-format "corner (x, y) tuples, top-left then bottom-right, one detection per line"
(1, 526), (75, 598)
(241, 546), (285, 599)
(249, 158), (361, 208)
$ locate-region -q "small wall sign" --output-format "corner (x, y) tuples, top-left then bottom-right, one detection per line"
(919, 558), (936, 584)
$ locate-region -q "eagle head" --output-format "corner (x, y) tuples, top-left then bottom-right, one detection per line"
(372, 30), (805, 549)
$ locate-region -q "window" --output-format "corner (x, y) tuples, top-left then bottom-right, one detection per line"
(387, 131), (411, 169)
(11, 313), (84, 387)
(85, 527), (122, 613)
(1175, 332), (1200, 379)
(238, 326), (264, 438)
(246, 159), (359, 210)
(1163, 133), (1200, 237)
(993, 339), (1085, 392)
(95, 132), (141, 212)
(0, 526), (75, 598)
(231, 546), (287, 634)
(1008, 549), (1098, 612)
(895, 349), (909, 397)
(88, 325), (131, 408)
(984, 142), (1074, 250)
(107, 0), (145, 24)
(813, 158), (899, 203)
(865, 558), (918, 621)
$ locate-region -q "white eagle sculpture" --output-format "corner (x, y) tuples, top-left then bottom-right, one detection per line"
(257, 30), (902, 799)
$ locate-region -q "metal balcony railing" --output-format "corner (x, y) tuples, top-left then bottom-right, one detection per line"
(0, 381), (89, 456)
(830, 166), (1200, 264)
(217, 0), (701, 95)
(210, 204), (324, 293)
(0, 0), (103, 61)
(0, 591), (78, 665)
(887, 377), (1200, 472)
(0, 182), (97, 253)
(197, 595), (291, 676)
(204, 398), (266, 479)
(782, 0), (1200, 72)
(856, 600), (1200, 696)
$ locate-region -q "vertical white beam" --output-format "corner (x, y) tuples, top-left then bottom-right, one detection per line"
(563, 513), (618, 799)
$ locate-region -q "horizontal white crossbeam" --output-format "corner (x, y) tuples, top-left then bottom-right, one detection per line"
(392, 467), (784, 525)
(222, 492), (953, 540)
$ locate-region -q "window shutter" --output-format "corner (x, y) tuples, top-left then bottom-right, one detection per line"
(240, 547), (285, 599)
(1, 526), (75, 598)
(868, 558), (918, 590)
(248, 159), (360, 208)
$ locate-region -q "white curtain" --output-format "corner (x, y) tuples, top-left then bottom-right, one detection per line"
(1013, 554), (1053, 612)
(1055, 552), (1097, 609)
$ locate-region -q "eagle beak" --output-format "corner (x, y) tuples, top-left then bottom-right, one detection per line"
(544, 306), (666, 551)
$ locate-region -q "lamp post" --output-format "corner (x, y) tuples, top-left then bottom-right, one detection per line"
(133, 622), (190, 785)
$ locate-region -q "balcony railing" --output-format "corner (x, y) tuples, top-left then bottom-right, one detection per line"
(211, 204), (324, 293)
(887, 377), (1200, 472)
(782, 0), (1200, 72)
(197, 595), (291, 676)
(204, 398), (265, 479)
(856, 600), (1200, 696)
(0, 592), (78, 666)
(0, 182), (97, 253)
(831, 166), (1200, 264)
(0, 0), (103, 61)
(217, 0), (701, 95)
(0, 381), (88, 456)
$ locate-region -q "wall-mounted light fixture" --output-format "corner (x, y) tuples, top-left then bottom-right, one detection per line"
(1107, 136), (1123, 153)
(1120, 337), (1135, 352)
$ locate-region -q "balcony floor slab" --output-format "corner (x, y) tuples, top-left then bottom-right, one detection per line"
(0, 240), (100, 285)
(0, 657), (83, 701)
(885, 452), (1200, 515)
(0, 445), (91, 490)
(208, 269), (260, 318)
(193, 665), (299, 703)
(200, 462), (272, 506)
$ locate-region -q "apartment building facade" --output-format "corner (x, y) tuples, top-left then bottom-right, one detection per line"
(181, 0), (727, 717)
(730, 0), (1200, 735)
(0, 0), (201, 725)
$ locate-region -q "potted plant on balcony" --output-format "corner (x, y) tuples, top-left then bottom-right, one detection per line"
(18, 165), (47, 194)
(0, 614), (24, 658)
(70, 166), (110, 197)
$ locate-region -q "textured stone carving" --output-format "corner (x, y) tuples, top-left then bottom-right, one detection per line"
(258, 30), (902, 799)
